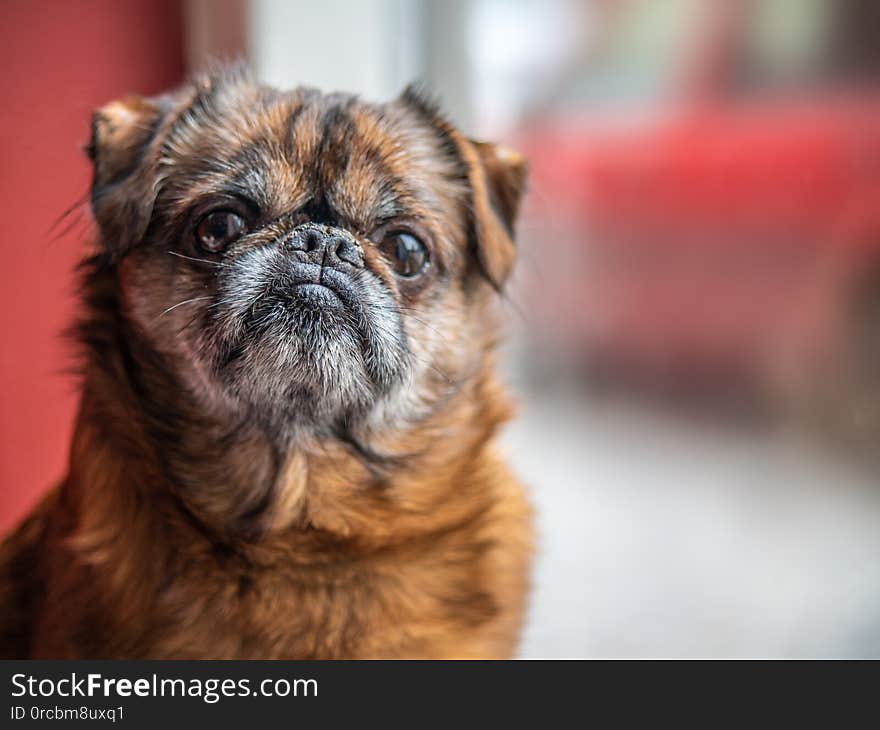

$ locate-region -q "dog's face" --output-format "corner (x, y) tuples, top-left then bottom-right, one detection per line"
(87, 71), (525, 436)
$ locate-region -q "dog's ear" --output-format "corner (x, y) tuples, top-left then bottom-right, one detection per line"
(458, 138), (527, 289)
(87, 95), (164, 257)
(398, 86), (527, 290)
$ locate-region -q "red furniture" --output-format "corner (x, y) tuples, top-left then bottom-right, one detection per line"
(518, 1), (880, 392)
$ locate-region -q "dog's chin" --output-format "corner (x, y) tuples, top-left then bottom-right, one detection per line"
(212, 318), (366, 426)
(204, 303), (407, 432)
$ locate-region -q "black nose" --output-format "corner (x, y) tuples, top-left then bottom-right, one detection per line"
(285, 224), (364, 268)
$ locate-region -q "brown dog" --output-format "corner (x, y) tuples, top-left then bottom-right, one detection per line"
(0, 68), (532, 659)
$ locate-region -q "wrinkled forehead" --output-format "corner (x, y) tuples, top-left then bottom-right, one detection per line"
(158, 86), (465, 233)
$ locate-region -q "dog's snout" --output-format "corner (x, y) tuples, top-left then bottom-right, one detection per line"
(286, 225), (364, 268)
(299, 228), (323, 253)
(330, 236), (364, 267)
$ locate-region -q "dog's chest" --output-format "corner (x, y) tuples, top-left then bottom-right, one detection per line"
(153, 533), (504, 659)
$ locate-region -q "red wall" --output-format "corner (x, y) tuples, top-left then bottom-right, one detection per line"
(0, 0), (184, 532)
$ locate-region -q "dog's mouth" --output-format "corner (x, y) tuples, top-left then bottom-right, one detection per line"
(230, 262), (365, 351)
(295, 282), (343, 308)
(286, 263), (361, 313)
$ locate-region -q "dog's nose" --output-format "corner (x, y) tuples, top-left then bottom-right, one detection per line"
(285, 224), (364, 268)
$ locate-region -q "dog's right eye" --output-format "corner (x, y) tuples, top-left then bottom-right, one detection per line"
(195, 210), (247, 253)
(379, 231), (429, 277)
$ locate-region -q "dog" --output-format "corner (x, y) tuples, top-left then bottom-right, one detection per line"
(0, 67), (533, 658)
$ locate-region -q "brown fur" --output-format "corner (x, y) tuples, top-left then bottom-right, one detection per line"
(0, 68), (532, 659)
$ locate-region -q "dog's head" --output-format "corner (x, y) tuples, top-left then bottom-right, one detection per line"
(86, 69), (525, 437)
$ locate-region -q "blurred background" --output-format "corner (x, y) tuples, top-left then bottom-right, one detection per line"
(4, 0), (880, 657)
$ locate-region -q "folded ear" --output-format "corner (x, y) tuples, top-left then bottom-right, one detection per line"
(461, 139), (527, 289)
(86, 95), (163, 257)
(397, 86), (527, 290)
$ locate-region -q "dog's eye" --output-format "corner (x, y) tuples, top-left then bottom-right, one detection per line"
(195, 210), (247, 253)
(380, 232), (429, 277)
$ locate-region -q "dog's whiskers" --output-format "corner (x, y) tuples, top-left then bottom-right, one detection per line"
(157, 296), (213, 319)
(167, 251), (226, 268)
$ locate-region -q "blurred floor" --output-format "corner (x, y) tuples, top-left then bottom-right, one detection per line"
(504, 370), (880, 658)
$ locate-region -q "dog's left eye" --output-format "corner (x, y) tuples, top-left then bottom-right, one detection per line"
(380, 232), (429, 277)
(195, 210), (247, 253)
